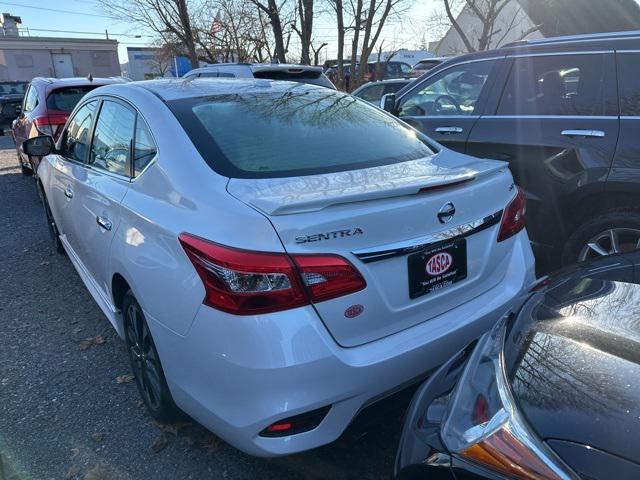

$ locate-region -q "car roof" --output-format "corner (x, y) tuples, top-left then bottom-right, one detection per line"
(31, 76), (128, 88)
(186, 63), (324, 75)
(98, 77), (336, 102)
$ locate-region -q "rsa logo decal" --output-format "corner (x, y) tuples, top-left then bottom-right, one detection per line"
(344, 304), (364, 318)
(426, 252), (453, 276)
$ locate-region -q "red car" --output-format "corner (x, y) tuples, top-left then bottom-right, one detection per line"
(13, 76), (127, 175)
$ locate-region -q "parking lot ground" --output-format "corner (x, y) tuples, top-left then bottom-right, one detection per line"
(0, 137), (410, 480)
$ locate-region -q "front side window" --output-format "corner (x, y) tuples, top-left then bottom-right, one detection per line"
(356, 83), (385, 102)
(497, 54), (610, 116)
(89, 100), (135, 176)
(399, 63), (412, 75)
(169, 88), (434, 178)
(61, 100), (98, 162)
(399, 60), (494, 117)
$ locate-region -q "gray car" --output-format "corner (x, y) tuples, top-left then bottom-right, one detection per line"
(184, 62), (336, 89)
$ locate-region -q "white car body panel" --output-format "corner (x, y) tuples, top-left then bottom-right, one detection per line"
(36, 78), (536, 456)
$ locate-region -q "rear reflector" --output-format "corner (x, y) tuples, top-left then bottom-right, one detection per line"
(260, 406), (331, 437)
(497, 187), (526, 242)
(178, 234), (365, 315)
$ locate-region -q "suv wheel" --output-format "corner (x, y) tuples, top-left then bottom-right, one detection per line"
(123, 291), (179, 423)
(562, 209), (640, 264)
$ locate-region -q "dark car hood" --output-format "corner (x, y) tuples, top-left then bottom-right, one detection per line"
(0, 94), (24, 102)
(503, 256), (640, 465)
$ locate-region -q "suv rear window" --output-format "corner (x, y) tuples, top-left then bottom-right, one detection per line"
(0, 82), (27, 95)
(169, 88), (434, 178)
(252, 70), (334, 88)
(47, 86), (98, 113)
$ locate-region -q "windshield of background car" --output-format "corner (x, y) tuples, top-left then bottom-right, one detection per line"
(252, 70), (336, 89)
(46, 86), (99, 112)
(0, 82), (27, 95)
(169, 88), (435, 178)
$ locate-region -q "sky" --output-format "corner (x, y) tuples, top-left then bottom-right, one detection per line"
(0, 0), (447, 64)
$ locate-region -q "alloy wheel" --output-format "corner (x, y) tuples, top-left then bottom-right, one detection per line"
(578, 228), (640, 262)
(125, 303), (162, 411)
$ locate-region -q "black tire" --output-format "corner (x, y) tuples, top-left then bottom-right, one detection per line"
(42, 193), (66, 255)
(123, 291), (179, 423)
(561, 209), (640, 265)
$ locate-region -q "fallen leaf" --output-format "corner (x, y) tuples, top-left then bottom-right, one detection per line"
(136, 400), (144, 408)
(91, 432), (104, 442)
(116, 374), (134, 384)
(70, 447), (80, 458)
(79, 335), (106, 350)
(83, 464), (110, 480)
(152, 420), (192, 436)
(65, 465), (80, 479)
(151, 436), (169, 453)
(199, 432), (221, 453)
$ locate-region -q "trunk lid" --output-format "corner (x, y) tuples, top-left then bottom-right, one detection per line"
(228, 149), (518, 347)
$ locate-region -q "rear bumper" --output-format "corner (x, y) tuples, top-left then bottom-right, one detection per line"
(148, 231), (535, 456)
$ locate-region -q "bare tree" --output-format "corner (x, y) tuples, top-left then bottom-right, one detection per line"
(292, 0), (314, 64)
(311, 41), (327, 65)
(438, 0), (540, 54)
(150, 44), (176, 77)
(250, 0), (292, 62)
(99, 0), (201, 68)
(326, 0), (346, 88)
(350, 0), (408, 90)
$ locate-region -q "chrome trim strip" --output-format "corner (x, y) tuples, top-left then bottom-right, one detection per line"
(352, 210), (503, 263)
(507, 50), (613, 58)
(481, 115), (618, 120)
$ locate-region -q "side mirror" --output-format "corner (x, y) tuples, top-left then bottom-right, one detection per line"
(23, 135), (55, 157)
(380, 93), (397, 114)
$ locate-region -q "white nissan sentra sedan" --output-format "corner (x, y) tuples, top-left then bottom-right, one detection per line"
(24, 79), (535, 456)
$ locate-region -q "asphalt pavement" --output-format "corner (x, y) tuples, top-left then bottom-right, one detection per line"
(0, 137), (411, 480)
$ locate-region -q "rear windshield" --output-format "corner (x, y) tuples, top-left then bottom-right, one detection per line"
(168, 88), (434, 178)
(416, 60), (441, 70)
(46, 86), (98, 112)
(252, 70), (335, 89)
(0, 82), (27, 95)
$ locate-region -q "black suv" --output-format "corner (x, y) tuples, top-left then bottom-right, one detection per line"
(382, 31), (640, 270)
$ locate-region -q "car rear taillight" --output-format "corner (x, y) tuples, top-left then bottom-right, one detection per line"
(178, 233), (366, 315)
(34, 114), (68, 140)
(497, 187), (526, 242)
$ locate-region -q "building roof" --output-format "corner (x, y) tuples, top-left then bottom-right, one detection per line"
(518, 0), (640, 37)
(0, 35), (117, 50)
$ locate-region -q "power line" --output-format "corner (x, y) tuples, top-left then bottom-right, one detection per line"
(0, 1), (117, 19)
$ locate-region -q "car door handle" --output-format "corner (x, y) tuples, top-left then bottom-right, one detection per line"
(64, 187), (73, 199)
(435, 126), (464, 134)
(561, 129), (605, 138)
(96, 216), (112, 231)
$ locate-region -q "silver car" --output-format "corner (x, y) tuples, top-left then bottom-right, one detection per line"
(24, 78), (535, 456)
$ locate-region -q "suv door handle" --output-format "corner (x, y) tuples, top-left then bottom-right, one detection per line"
(435, 126), (464, 134)
(64, 186), (73, 199)
(561, 129), (605, 138)
(96, 216), (112, 231)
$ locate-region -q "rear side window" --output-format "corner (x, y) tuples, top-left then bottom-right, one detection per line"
(47, 86), (97, 113)
(169, 88), (434, 178)
(61, 101), (98, 162)
(497, 54), (615, 116)
(23, 85), (38, 112)
(198, 71), (218, 78)
(89, 100), (135, 176)
(618, 52), (640, 116)
(133, 117), (157, 176)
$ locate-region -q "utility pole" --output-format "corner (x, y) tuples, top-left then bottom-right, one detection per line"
(105, 29), (109, 39)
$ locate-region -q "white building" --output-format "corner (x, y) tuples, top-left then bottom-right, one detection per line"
(368, 49), (434, 66)
(0, 13), (120, 81)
